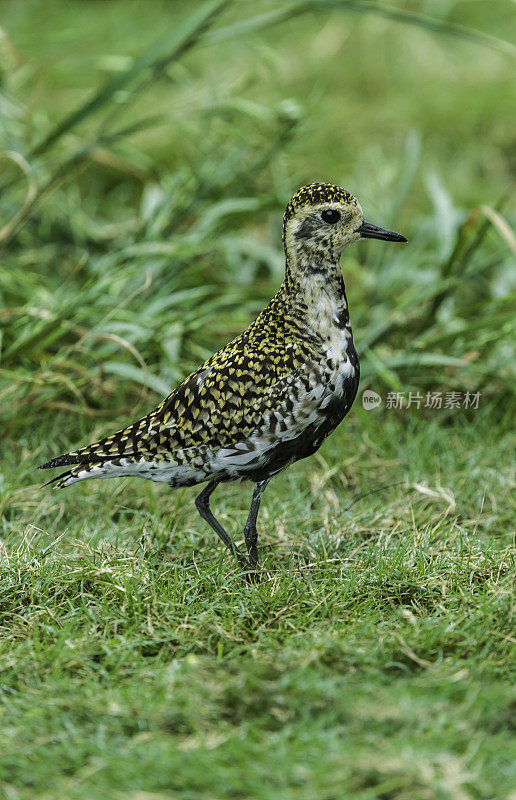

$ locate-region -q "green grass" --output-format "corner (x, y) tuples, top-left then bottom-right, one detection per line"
(1, 1), (515, 798)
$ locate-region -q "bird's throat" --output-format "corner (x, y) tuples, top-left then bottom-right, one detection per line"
(282, 255), (351, 336)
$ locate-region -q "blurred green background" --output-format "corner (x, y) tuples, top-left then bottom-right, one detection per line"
(1, 0), (515, 425)
(0, 2), (515, 799)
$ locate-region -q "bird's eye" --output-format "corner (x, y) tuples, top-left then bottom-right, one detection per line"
(321, 209), (341, 224)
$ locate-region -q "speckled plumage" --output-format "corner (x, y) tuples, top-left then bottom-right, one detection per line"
(40, 183), (406, 576)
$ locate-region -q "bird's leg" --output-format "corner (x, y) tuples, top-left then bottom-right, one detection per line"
(243, 479), (270, 569)
(195, 481), (250, 572)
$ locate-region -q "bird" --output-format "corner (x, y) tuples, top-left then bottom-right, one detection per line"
(39, 183), (406, 579)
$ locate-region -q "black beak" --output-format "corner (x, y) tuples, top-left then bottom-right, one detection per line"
(358, 220), (407, 243)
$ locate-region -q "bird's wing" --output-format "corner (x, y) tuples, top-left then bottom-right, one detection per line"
(39, 331), (311, 469)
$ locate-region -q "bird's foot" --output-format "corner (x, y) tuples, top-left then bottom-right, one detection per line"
(243, 566), (261, 585)
(236, 553), (261, 584)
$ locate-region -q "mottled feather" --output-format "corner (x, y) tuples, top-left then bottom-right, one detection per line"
(40, 183), (378, 491)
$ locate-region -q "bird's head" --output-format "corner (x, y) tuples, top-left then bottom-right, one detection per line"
(282, 183), (406, 268)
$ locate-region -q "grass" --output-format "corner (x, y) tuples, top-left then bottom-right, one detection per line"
(1, 1), (515, 798)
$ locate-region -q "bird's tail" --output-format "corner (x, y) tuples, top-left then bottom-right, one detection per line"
(39, 450), (110, 489)
(39, 449), (91, 489)
(39, 452), (86, 470)
(41, 468), (77, 489)
(38, 421), (143, 488)
(38, 405), (163, 488)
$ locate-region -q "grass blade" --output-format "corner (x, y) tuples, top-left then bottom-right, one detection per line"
(270, 0), (516, 56)
(30, 0), (230, 158)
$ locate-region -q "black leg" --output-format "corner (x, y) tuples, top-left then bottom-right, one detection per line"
(195, 481), (250, 572)
(243, 479), (269, 568)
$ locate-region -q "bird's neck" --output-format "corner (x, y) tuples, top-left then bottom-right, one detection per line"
(280, 252), (351, 332)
